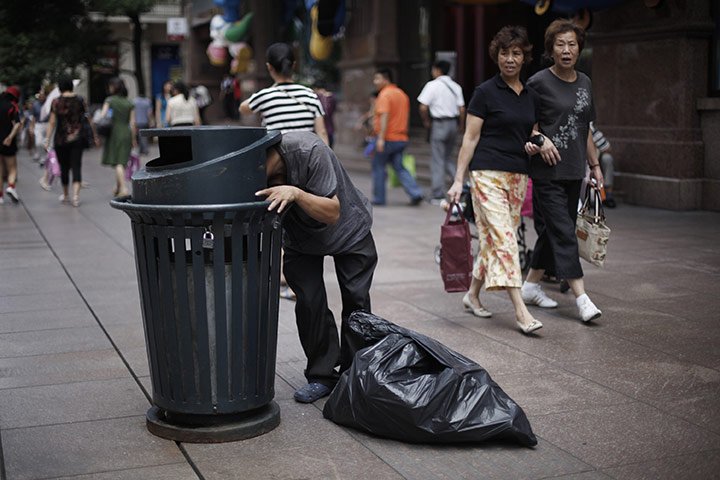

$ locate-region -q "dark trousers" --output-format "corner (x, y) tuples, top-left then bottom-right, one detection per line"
(283, 232), (378, 388)
(55, 141), (83, 186)
(530, 178), (584, 279)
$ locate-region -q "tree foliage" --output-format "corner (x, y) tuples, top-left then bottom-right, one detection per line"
(90, 0), (158, 95)
(0, 0), (108, 92)
(91, 0), (156, 15)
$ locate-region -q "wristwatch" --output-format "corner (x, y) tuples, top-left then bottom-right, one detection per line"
(530, 134), (545, 147)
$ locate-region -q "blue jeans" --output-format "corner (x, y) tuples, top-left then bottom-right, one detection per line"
(372, 141), (423, 205)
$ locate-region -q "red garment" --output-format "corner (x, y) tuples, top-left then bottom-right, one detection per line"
(232, 78), (242, 101)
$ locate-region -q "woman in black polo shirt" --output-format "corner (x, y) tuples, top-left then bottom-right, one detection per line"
(448, 26), (542, 335)
(522, 19), (603, 323)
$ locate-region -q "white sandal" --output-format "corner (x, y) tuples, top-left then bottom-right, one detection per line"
(462, 293), (492, 318)
(517, 319), (543, 335)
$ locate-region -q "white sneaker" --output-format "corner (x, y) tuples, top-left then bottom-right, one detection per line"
(577, 294), (602, 322)
(0, 196), (4, 205)
(521, 283), (558, 308)
(5, 187), (19, 203)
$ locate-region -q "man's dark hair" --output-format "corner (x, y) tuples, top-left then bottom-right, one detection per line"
(433, 60), (451, 75)
(375, 68), (393, 83)
(57, 75), (74, 93)
(266, 42), (295, 77)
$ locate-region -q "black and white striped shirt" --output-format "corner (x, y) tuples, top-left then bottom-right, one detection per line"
(247, 83), (325, 133)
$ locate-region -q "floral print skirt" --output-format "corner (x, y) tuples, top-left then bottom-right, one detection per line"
(469, 170), (528, 290)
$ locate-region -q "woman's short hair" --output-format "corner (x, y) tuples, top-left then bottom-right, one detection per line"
(108, 77), (128, 97)
(544, 19), (586, 57)
(57, 75), (74, 93)
(266, 43), (295, 77)
(489, 26), (533, 65)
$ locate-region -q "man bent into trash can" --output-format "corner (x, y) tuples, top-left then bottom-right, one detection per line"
(257, 131), (378, 403)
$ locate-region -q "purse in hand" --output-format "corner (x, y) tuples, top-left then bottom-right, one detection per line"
(93, 109), (113, 137)
(439, 203), (474, 292)
(576, 187), (611, 267)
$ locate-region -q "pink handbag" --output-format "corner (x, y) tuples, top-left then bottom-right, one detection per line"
(46, 149), (60, 184)
(439, 203), (473, 292)
(125, 152), (140, 181)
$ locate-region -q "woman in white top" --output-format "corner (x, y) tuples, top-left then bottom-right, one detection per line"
(165, 81), (201, 127)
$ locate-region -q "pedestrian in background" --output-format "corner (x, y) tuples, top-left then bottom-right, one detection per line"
(0, 86), (22, 205)
(100, 77), (136, 197)
(523, 19), (603, 323)
(240, 42), (330, 301)
(220, 74), (236, 119)
(44, 75), (95, 207)
(30, 89), (47, 163)
(418, 59), (465, 204)
(191, 84), (212, 125)
(371, 68), (424, 206)
(590, 122), (616, 208)
(314, 82), (336, 148)
(133, 93), (153, 155)
(448, 26), (543, 335)
(155, 80), (173, 128)
(166, 81), (200, 127)
(240, 42), (328, 144)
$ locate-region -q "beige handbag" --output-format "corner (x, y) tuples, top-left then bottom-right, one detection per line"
(576, 187), (611, 267)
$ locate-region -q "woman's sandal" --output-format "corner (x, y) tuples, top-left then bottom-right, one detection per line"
(72, 196), (80, 207)
(462, 292), (492, 318)
(517, 318), (543, 335)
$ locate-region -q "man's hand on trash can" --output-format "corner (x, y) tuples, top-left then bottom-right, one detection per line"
(256, 186), (341, 225)
(256, 185), (301, 214)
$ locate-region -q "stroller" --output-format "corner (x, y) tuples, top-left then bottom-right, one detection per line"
(434, 181), (533, 272)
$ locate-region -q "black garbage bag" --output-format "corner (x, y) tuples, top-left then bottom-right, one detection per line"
(323, 312), (537, 447)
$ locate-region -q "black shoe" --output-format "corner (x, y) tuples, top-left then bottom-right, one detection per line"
(603, 197), (616, 208)
(409, 196), (424, 206)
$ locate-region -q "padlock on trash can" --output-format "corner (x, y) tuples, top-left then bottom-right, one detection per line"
(111, 127), (283, 443)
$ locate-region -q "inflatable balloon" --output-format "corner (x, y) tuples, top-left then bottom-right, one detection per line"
(206, 11), (254, 69)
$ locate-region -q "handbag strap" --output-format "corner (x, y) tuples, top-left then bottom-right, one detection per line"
(443, 202), (466, 226)
(579, 184), (605, 223)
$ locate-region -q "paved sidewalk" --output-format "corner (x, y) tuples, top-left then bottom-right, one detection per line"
(1, 144), (720, 480)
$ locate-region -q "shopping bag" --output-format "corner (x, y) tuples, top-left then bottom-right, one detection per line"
(521, 178), (533, 218)
(387, 154), (416, 188)
(324, 311), (538, 446)
(92, 108), (113, 137)
(439, 202), (473, 292)
(576, 187), (611, 267)
(125, 151), (140, 181)
(46, 149), (60, 185)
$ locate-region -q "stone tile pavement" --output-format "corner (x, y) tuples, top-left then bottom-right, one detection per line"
(1, 144), (719, 479)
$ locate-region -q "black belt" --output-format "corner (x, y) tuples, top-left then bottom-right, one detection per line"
(431, 116), (459, 121)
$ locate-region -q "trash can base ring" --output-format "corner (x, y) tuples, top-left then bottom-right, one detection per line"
(146, 402), (281, 443)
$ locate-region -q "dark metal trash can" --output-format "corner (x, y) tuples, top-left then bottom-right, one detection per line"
(110, 127), (283, 443)
(110, 200), (283, 443)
